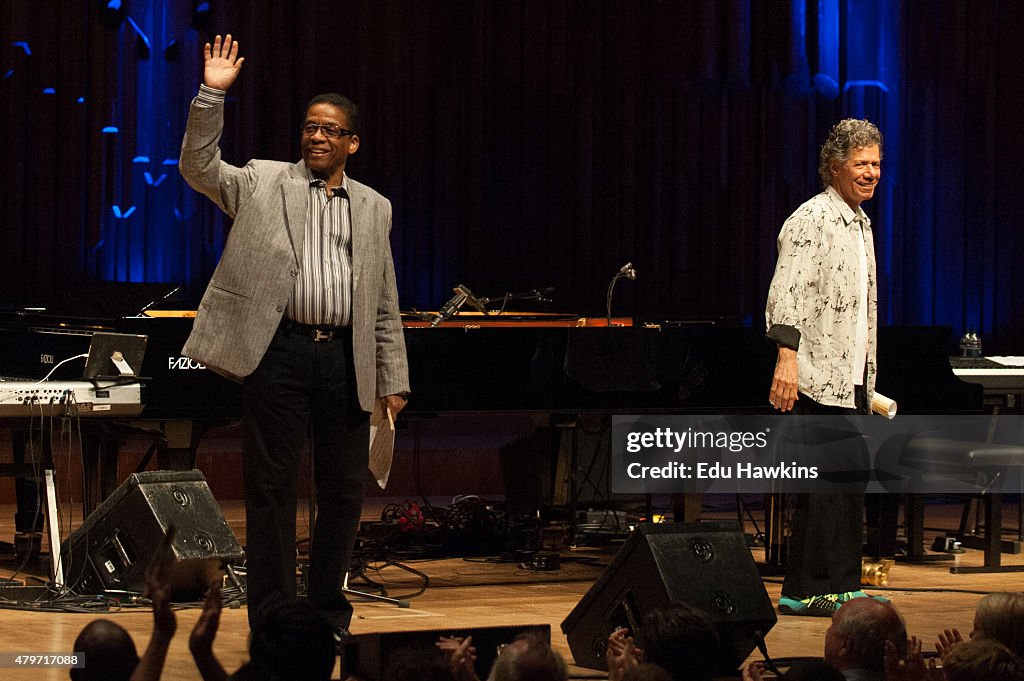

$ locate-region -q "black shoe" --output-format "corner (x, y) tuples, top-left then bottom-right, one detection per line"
(333, 625), (353, 651)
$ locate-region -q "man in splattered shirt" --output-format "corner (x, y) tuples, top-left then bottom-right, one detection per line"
(766, 118), (884, 616)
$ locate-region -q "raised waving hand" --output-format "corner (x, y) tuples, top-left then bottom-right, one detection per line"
(203, 34), (244, 91)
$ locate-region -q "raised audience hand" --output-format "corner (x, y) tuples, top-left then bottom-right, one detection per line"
(436, 635), (480, 681)
(129, 526), (178, 681)
(144, 525), (177, 641)
(742, 660), (767, 681)
(935, 628), (965, 657)
(190, 580), (228, 681)
(203, 34), (244, 91)
(884, 637), (943, 681)
(606, 628), (641, 681)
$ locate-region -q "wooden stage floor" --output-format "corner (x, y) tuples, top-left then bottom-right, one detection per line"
(0, 498), (1021, 680)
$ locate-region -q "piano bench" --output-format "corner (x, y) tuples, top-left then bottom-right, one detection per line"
(899, 438), (1024, 476)
(899, 438), (1024, 572)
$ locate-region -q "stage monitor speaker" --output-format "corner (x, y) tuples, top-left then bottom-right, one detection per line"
(61, 470), (244, 598)
(340, 623), (550, 681)
(561, 522), (775, 676)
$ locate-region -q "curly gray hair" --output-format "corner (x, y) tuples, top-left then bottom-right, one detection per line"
(819, 119), (884, 189)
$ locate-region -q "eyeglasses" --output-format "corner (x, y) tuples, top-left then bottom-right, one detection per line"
(301, 123), (355, 139)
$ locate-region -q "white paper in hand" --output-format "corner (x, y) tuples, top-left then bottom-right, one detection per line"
(871, 391), (898, 419)
(369, 399), (396, 489)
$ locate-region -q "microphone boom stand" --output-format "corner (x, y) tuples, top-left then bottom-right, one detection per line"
(605, 262), (636, 326)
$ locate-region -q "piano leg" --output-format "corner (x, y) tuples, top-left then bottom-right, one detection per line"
(4, 428), (55, 562)
(157, 420), (202, 471)
(764, 493), (788, 567)
(951, 493), (1024, 573)
(81, 427), (126, 518)
(78, 421), (204, 517)
(498, 425), (556, 520)
(865, 494), (900, 559)
(875, 495), (955, 564)
(671, 493), (702, 523)
(904, 494), (926, 560)
(985, 493), (1003, 567)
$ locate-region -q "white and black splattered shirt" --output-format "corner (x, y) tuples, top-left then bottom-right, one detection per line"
(765, 185), (877, 409)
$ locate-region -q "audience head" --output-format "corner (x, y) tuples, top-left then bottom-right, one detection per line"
(247, 596), (335, 681)
(781, 658), (845, 681)
(973, 591), (1024, 657)
(635, 601), (720, 681)
(942, 637), (1024, 681)
(823, 598), (907, 673)
(486, 631), (567, 681)
(70, 619), (139, 681)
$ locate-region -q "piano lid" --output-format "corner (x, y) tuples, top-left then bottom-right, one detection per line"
(402, 311), (634, 328)
(1, 282), (184, 325)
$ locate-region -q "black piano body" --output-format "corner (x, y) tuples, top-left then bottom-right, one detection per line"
(0, 309), (983, 525)
(2, 313), (782, 417)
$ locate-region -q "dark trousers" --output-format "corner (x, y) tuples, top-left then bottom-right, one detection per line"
(781, 387), (866, 598)
(242, 325), (369, 630)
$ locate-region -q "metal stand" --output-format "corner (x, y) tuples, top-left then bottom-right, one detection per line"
(735, 493), (766, 546)
(560, 415), (616, 544)
(303, 426), (419, 609)
(341, 559), (425, 607)
(43, 469), (64, 588)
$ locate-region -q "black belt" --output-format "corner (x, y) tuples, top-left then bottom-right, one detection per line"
(278, 319), (350, 342)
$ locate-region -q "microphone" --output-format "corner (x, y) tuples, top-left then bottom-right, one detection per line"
(507, 287), (555, 303)
(607, 261), (637, 326)
(430, 289), (469, 327)
(454, 284), (489, 314)
(530, 287), (555, 303)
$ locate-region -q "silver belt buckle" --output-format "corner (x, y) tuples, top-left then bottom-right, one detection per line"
(313, 329), (335, 342)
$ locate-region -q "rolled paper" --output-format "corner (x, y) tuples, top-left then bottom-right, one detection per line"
(871, 392), (897, 419)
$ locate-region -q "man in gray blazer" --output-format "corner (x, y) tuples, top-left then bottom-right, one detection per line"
(179, 35), (410, 635)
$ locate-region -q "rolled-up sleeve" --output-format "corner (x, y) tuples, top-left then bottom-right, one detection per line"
(765, 214), (824, 350)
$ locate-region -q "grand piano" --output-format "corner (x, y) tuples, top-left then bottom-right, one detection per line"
(0, 287), (984, 526)
(0, 301), (983, 417)
(1, 313), (780, 417)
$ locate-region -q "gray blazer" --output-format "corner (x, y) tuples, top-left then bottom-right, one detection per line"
(178, 99), (410, 412)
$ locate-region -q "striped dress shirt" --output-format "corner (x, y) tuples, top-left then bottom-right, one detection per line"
(287, 173), (354, 326)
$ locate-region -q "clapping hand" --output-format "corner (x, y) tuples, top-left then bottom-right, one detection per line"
(189, 580), (228, 681)
(884, 637), (943, 681)
(743, 660), (767, 681)
(144, 525), (177, 642)
(936, 628), (965, 657)
(189, 580), (222, 658)
(203, 34), (245, 91)
(436, 635), (480, 681)
(130, 526), (178, 681)
(606, 628), (641, 681)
